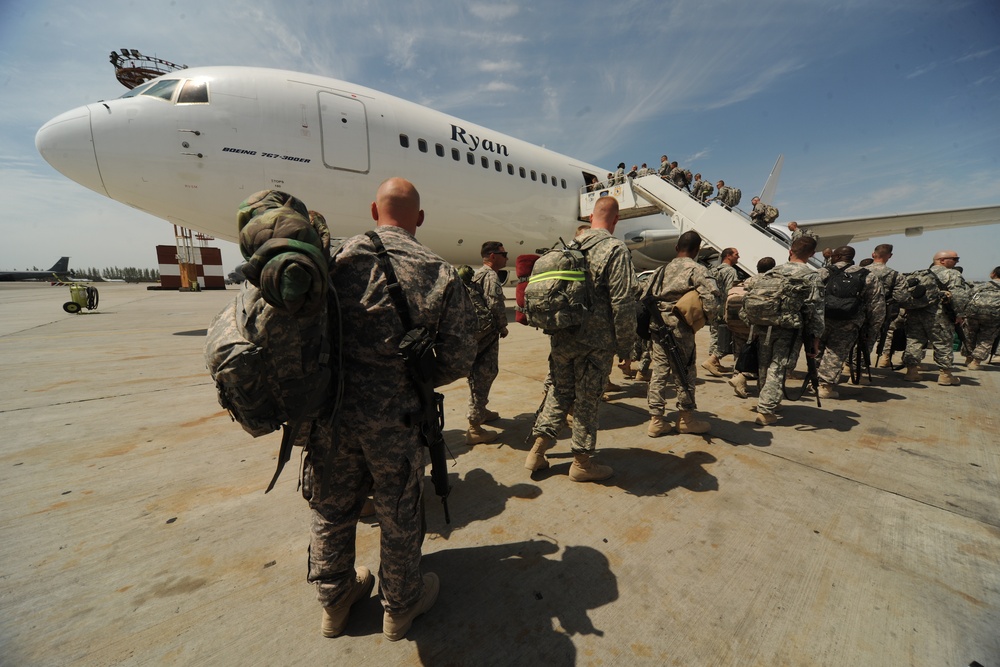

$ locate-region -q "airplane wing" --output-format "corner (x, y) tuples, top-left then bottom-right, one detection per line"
(800, 205), (1000, 243)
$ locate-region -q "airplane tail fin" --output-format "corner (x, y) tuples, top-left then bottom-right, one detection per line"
(48, 257), (70, 273)
(758, 155), (784, 205)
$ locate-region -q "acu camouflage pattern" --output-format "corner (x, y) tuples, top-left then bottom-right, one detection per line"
(302, 225), (476, 614)
(531, 229), (637, 454)
(751, 262), (824, 416)
(708, 263), (739, 358)
(467, 265), (508, 424)
(641, 257), (720, 413)
(816, 262), (885, 385)
(692, 179), (714, 202)
(962, 279), (1000, 362)
(902, 265), (968, 371)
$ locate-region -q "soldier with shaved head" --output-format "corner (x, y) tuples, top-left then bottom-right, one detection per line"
(901, 250), (969, 385)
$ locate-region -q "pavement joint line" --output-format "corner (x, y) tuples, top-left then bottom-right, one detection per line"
(0, 382), (213, 414)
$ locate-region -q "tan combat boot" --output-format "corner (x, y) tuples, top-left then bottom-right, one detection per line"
(647, 414), (674, 437)
(524, 435), (556, 471)
(701, 356), (726, 377)
(755, 412), (778, 426)
(383, 572), (440, 642)
(676, 410), (711, 434)
(968, 359), (982, 370)
(568, 453), (613, 482)
(876, 354), (892, 369)
(482, 409), (500, 423)
(321, 566), (375, 638)
(903, 365), (921, 382)
(466, 424), (498, 445)
(818, 383), (840, 399)
(937, 369), (960, 386)
(728, 373), (748, 398)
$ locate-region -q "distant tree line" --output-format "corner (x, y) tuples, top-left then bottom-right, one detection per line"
(78, 267), (161, 282)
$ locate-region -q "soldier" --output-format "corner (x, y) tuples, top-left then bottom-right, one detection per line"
(815, 246), (885, 398)
(466, 241), (510, 445)
(614, 163), (626, 185)
(901, 250), (969, 386)
(643, 231), (721, 436)
(787, 221), (819, 242)
(728, 257), (777, 398)
(703, 247), (740, 377)
(306, 178), (476, 641)
(628, 164), (639, 179)
(691, 174), (714, 202)
(751, 236), (825, 426)
(658, 155), (670, 178)
(961, 266), (1000, 370)
(524, 197), (637, 481)
(867, 244), (906, 367)
(637, 163), (650, 177)
(667, 162), (688, 189)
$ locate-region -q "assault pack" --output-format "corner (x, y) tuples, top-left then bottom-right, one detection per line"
(523, 235), (606, 333)
(205, 190), (336, 492)
(966, 282), (1000, 321)
(762, 204), (780, 224)
(824, 265), (869, 320)
(724, 282), (751, 336)
(718, 186), (742, 208)
(895, 269), (942, 311)
(740, 269), (813, 329)
(456, 265), (495, 340)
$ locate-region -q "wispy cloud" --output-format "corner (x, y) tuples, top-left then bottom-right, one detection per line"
(906, 63), (937, 79)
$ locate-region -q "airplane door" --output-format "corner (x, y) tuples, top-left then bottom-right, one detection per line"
(318, 92), (370, 173)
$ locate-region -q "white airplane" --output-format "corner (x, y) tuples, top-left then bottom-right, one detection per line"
(35, 66), (1000, 273)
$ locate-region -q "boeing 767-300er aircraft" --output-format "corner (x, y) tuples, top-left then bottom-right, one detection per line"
(34, 66), (1000, 273)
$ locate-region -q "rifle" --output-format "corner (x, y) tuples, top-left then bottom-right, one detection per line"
(366, 231), (452, 524)
(849, 330), (872, 385)
(802, 333), (821, 408)
(646, 308), (695, 406)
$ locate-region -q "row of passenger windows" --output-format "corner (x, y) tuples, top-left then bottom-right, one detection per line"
(399, 134), (568, 189)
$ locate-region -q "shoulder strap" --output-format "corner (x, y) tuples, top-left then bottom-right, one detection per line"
(365, 230), (413, 331)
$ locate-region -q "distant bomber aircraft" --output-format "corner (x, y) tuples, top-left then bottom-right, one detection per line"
(0, 257), (73, 282)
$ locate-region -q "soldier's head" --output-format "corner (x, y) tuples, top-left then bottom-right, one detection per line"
(661, 155), (668, 163)
(481, 241), (508, 269)
(716, 180), (725, 188)
(590, 196), (620, 232)
(671, 161), (678, 168)
(757, 257), (777, 273)
(932, 250), (960, 268)
(873, 243), (893, 262)
(787, 221), (799, 231)
(833, 246), (856, 264)
(720, 247), (739, 266)
(641, 163), (648, 169)
(694, 173), (702, 181)
(992, 266), (1000, 280)
(789, 235), (817, 261)
(676, 231), (702, 258)
(751, 197), (760, 206)
(372, 178), (423, 234)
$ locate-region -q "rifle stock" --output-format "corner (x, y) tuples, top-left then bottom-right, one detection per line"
(803, 334), (821, 408)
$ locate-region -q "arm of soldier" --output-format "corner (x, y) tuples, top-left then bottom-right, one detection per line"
(432, 271), (479, 387)
(864, 273), (886, 341)
(486, 270), (509, 336)
(606, 245), (639, 358)
(945, 271), (971, 319)
(696, 269), (721, 323)
(805, 276), (826, 344)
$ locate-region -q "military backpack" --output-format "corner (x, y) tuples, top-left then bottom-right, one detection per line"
(895, 269), (941, 311)
(824, 266), (869, 320)
(762, 204), (780, 224)
(740, 269), (813, 329)
(523, 235), (606, 333)
(724, 282), (751, 336)
(966, 282), (1000, 321)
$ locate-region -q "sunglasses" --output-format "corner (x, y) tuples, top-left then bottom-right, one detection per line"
(493, 251), (509, 258)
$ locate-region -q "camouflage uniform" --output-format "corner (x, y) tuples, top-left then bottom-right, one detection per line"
(303, 226), (476, 614)
(817, 262), (885, 386)
(467, 264), (508, 424)
(692, 179), (713, 202)
(642, 257), (720, 413)
(629, 272), (653, 374)
(708, 263), (739, 360)
(902, 265), (968, 371)
(658, 159), (670, 178)
(865, 262), (902, 358)
(667, 167), (687, 189)
(530, 228), (637, 454)
(961, 279), (1000, 362)
(755, 263), (824, 416)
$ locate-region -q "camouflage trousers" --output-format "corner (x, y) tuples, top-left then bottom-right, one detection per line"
(532, 336), (614, 455)
(756, 328), (801, 416)
(962, 318), (1000, 361)
(817, 321), (860, 386)
(302, 413), (427, 615)
(648, 325), (697, 413)
(630, 337), (652, 374)
(870, 311), (904, 358)
(902, 308), (954, 370)
(708, 323), (733, 360)
(467, 334), (500, 424)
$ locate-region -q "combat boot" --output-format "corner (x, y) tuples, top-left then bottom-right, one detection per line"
(321, 566), (375, 638)
(605, 380), (623, 392)
(937, 370), (960, 386)
(383, 572), (439, 642)
(466, 424), (498, 445)
(818, 383), (840, 399)
(636, 369), (652, 382)
(755, 412), (778, 426)
(647, 414), (674, 437)
(568, 453), (613, 482)
(524, 435), (556, 471)
(701, 356), (726, 377)
(968, 359), (982, 370)
(876, 354), (892, 369)
(482, 409), (500, 423)
(903, 365), (921, 382)
(728, 373), (748, 398)
(676, 410), (711, 434)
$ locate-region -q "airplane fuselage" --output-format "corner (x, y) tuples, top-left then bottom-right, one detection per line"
(36, 67), (650, 267)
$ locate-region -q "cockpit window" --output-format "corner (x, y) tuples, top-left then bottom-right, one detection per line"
(141, 79), (180, 101)
(119, 81), (156, 98)
(177, 79), (209, 104)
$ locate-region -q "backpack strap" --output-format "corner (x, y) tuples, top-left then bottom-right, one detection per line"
(365, 230), (414, 330)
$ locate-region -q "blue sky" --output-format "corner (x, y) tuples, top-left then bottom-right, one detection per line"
(1, 0), (998, 277)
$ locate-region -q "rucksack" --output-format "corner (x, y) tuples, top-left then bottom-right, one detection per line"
(523, 236), (605, 333)
(727, 187), (742, 207)
(896, 269), (941, 311)
(824, 266), (869, 320)
(724, 282), (751, 336)
(966, 282), (1000, 321)
(763, 204), (779, 224)
(465, 279), (495, 340)
(740, 269), (813, 329)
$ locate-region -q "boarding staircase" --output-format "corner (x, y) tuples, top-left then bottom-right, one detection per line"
(579, 175), (795, 276)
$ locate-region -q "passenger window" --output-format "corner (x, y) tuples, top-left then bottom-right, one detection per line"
(561, 179), (567, 189)
(507, 164), (514, 175)
(435, 144), (444, 157)
(452, 148), (460, 161)
(495, 160), (502, 172)
(519, 167), (526, 178)
(481, 156), (489, 168)
(530, 170), (537, 181)
(467, 153), (475, 165)
(400, 134), (410, 148)
(552, 178), (558, 187)
(418, 139), (428, 153)
(141, 79), (180, 101)
(177, 79), (209, 104)
(542, 174), (548, 184)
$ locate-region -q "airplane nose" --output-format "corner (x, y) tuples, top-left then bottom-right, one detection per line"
(35, 105), (108, 197)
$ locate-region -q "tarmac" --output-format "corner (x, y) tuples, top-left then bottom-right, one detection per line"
(0, 282), (997, 666)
